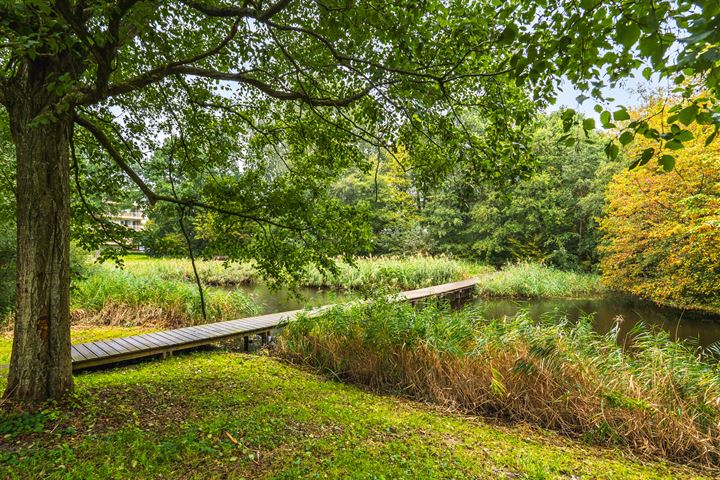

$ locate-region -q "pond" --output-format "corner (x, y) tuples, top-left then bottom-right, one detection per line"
(234, 283), (358, 314)
(237, 284), (720, 349)
(470, 296), (720, 349)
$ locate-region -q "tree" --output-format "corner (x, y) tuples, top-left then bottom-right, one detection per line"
(0, 1), (537, 401)
(332, 146), (427, 255)
(414, 114), (617, 270)
(600, 96), (720, 313)
(2, 0), (718, 403)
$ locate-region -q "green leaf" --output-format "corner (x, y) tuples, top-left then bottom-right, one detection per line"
(613, 108), (631, 121)
(665, 140), (683, 150)
(599, 110), (613, 128)
(619, 131), (634, 145)
(677, 105), (698, 126)
(659, 154), (675, 171)
(616, 23), (641, 49)
(640, 147), (654, 163)
(696, 112), (713, 125)
(582, 118), (596, 131)
(498, 25), (517, 44)
(604, 141), (620, 160)
(674, 129), (694, 142)
(642, 67), (653, 81)
(706, 130), (718, 146)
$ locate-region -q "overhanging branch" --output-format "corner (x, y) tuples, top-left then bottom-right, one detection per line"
(73, 114), (310, 232)
(181, 0), (291, 20)
(93, 65), (373, 107)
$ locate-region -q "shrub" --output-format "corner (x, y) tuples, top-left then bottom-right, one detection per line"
(475, 262), (602, 298)
(278, 300), (720, 467)
(600, 96), (720, 314)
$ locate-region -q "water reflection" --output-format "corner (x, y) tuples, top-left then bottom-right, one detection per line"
(471, 296), (720, 348)
(232, 283), (357, 314)
(231, 283), (720, 348)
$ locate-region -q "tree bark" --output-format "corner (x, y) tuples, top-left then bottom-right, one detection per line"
(3, 61), (73, 401)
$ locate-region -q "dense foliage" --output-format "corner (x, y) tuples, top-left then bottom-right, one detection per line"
(600, 98), (720, 312)
(331, 115), (617, 271)
(455, 116), (618, 270)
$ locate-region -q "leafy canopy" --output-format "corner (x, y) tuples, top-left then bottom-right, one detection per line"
(0, 0), (537, 281)
(600, 96), (720, 313)
(1, 0), (719, 279)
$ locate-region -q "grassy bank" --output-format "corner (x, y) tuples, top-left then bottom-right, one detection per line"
(475, 262), (602, 298)
(0, 352), (707, 479)
(121, 255), (483, 291)
(278, 300), (720, 468)
(71, 268), (258, 328)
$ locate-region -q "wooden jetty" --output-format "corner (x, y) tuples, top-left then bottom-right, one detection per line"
(70, 278), (478, 371)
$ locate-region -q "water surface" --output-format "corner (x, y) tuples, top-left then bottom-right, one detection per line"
(471, 296), (720, 348)
(234, 283), (720, 348)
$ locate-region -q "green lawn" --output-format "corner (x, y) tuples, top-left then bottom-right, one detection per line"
(0, 351), (709, 479)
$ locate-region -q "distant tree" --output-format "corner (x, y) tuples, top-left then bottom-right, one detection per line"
(600, 97), (720, 312)
(332, 147), (429, 255)
(419, 115), (617, 271)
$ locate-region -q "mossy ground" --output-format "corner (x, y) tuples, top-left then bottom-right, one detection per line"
(0, 351), (710, 479)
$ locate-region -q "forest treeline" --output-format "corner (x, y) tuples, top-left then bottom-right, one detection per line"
(1, 98), (718, 314)
(140, 100), (720, 313)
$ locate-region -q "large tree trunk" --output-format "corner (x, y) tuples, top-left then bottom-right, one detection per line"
(3, 62), (73, 401)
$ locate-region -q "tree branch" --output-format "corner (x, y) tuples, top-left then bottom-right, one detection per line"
(73, 114), (310, 232)
(90, 64), (373, 107)
(181, 0), (291, 20)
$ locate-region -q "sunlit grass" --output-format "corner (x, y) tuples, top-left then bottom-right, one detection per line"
(0, 353), (705, 479)
(71, 267), (259, 328)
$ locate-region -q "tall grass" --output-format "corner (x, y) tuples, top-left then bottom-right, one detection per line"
(122, 255), (482, 290)
(476, 262), (602, 298)
(302, 255), (484, 290)
(277, 300), (720, 467)
(121, 257), (257, 286)
(71, 268), (258, 328)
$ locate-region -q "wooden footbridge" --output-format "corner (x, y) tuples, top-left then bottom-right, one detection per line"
(70, 278), (478, 371)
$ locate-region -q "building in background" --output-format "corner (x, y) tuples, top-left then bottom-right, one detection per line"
(108, 205), (147, 232)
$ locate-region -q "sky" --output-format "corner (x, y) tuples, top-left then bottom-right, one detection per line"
(550, 71), (665, 121)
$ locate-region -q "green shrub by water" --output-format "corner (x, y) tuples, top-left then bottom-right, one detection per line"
(476, 262), (601, 298)
(71, 267), (258, 327)
(122, 256), (257, 286)
(278, 300), (720, 467)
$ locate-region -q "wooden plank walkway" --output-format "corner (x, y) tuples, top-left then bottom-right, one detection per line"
(70, 278), (478, 370)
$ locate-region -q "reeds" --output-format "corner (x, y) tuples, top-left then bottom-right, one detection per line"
(277, 299), (720, 468)
(71, 268), (258, 328)
(475, 261), (602, 298)
(122, 254), (481, 290)
(301, 255), (482, 290)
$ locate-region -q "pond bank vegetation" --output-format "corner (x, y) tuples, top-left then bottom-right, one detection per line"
(278, 299), (720, 469)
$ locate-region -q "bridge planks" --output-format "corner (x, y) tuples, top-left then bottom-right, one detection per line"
(70, 278), (477, 370)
